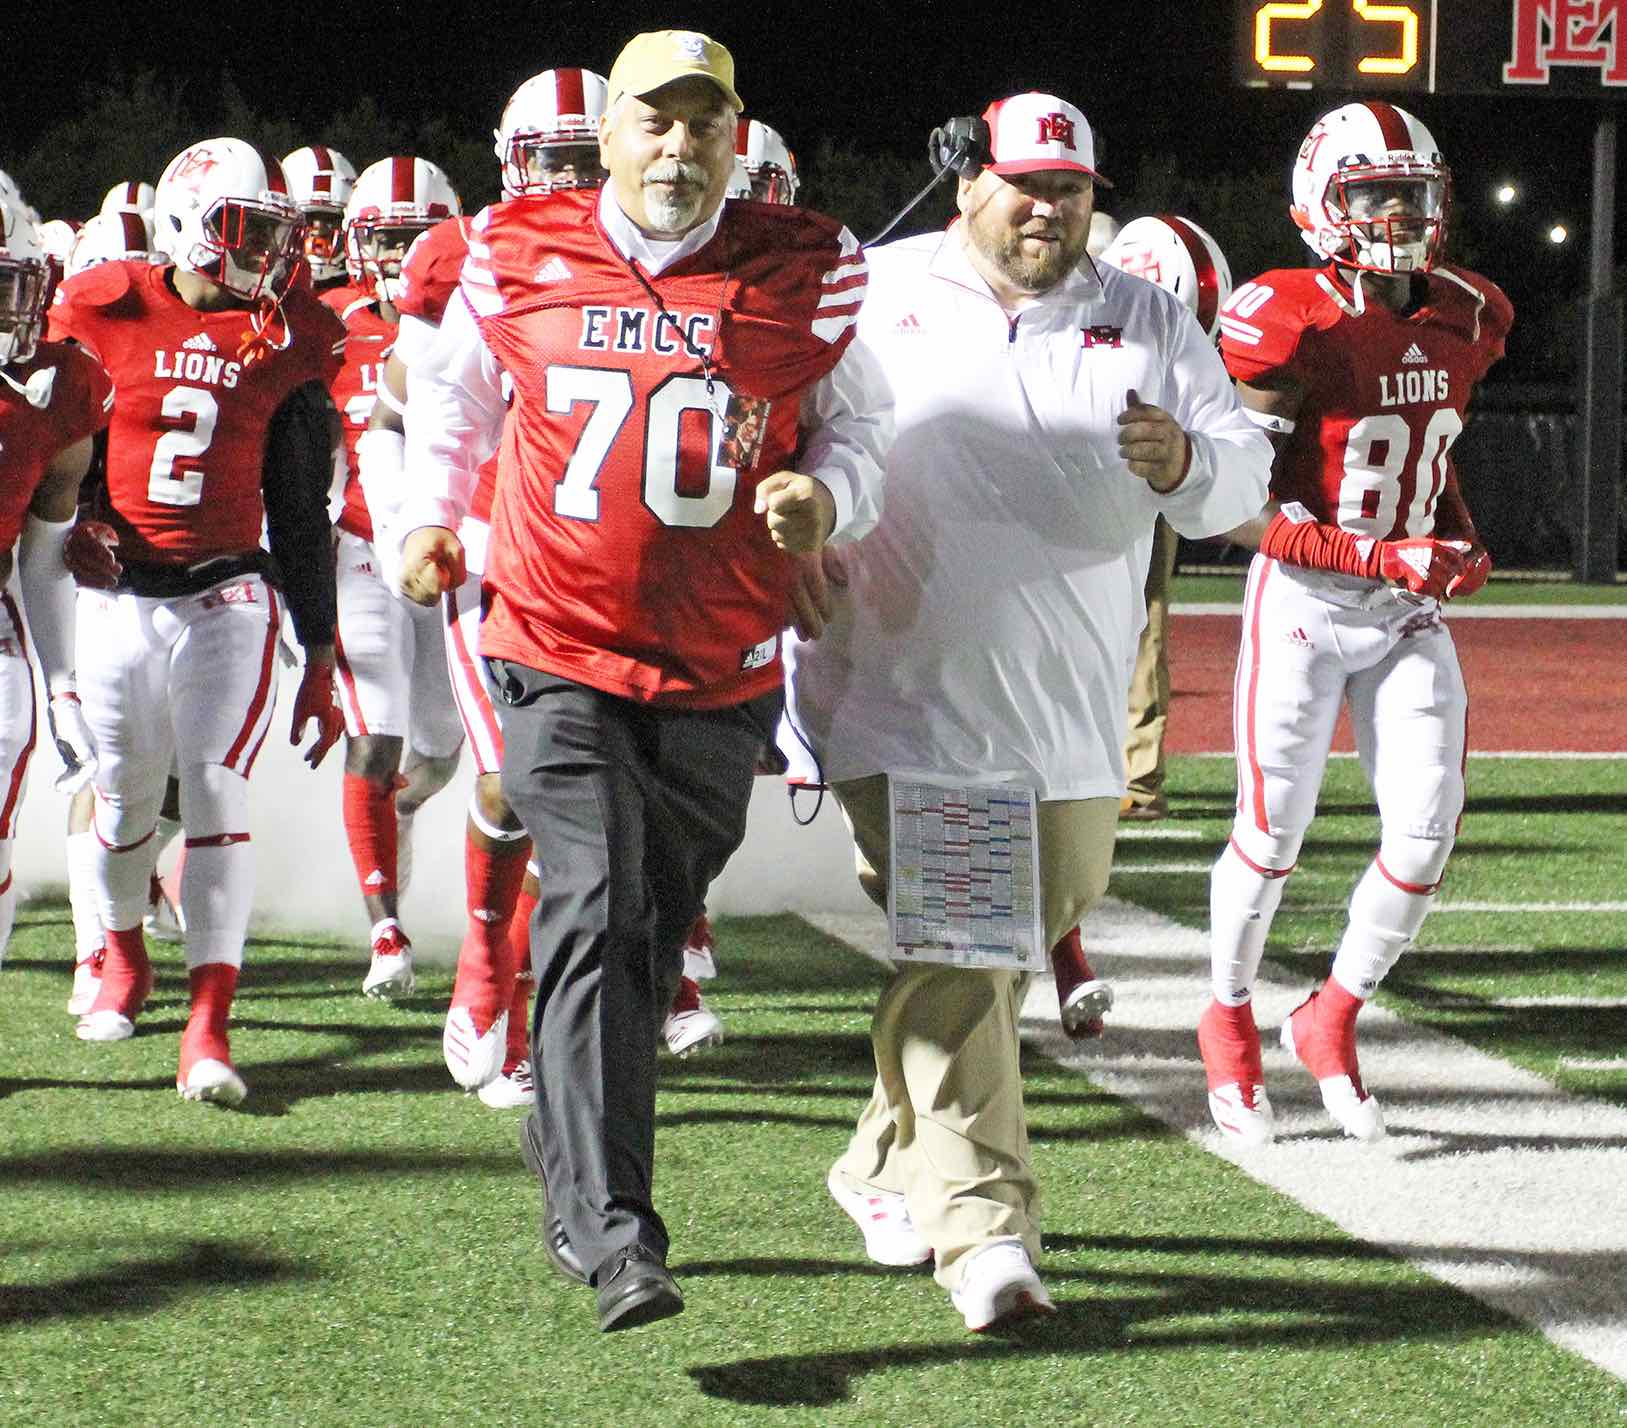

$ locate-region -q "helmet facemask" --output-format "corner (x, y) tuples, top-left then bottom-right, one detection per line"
(504, 137), (606, 197)
(748, 164), (795, 206)
(0, 254), (48, 366)
(348, 219), (432, 302)
(193, 195), (304, 300)
(299, 202), (347, 280)
(1326, 163), (1449, 275)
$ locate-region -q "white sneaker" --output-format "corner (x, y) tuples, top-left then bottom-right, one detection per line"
(950, 1238), (1056, 1333)
(443, 1005), (508, 1090)
(67, 948), (104, 1016)
(76, 1008), (136, 1042)
(662, 976), (722, 1056)
(1312, 1072), (1386, 1142)
(178, 1057), (248, 1106)
(362, 924), (415, 999)
(1206, 1083), (1276, 1147)
(825, 1166), (932, 1267)
(144, 875), (185, 943)
(476, 1059), (535, 1109)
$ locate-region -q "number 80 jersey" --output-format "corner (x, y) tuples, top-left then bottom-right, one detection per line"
(49, 259), (346, 564)
(1218, 263), (1512, 540)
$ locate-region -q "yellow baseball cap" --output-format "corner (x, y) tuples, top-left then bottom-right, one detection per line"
(607, 30), (743, 111)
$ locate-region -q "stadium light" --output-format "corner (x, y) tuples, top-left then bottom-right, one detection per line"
(1494, 182), (1518, 205)
(1547, 224), (1569, 245)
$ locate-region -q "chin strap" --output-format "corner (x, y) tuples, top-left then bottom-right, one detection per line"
(238, 293), (291, 367)
(0, 362), (55, 409)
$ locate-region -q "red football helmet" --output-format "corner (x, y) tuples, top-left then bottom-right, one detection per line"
(493, 68), (609, 198)
(345, 156), (461, 301)
(1291, 101), (1449, 275)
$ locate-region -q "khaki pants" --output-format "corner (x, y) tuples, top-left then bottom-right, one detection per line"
(1123, 516), (1179, 810)
(830, 774), (1118, 1288)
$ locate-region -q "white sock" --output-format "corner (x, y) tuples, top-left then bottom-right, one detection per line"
(66, 829), (105, 958)
(1209, 841), (1290, 1006)
(178, 840), (252, 972)
(1329, 842), (1446, 998)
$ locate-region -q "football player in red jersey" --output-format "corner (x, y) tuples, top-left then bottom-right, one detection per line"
(398, 30), (888, 1328)
(323, 156), (466, 1001)
(357, 69), (613, 1105)
(0, 197), (113, 967)
(1200, 102), (1512, 1146)
(49, 137), (348, 1107)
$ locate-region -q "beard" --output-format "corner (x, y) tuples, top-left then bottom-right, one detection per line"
(969, 209), (1091, 294)
(641, 159), (712, 234)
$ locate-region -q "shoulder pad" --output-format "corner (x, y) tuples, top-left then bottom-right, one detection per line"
(57, 260), (135, 310)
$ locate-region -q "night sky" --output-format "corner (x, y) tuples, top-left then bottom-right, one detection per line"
(4, 1), (1608, 343)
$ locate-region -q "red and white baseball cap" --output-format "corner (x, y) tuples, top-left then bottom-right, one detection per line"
(982, 92), (1112, 187)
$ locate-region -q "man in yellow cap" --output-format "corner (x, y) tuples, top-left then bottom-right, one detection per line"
(397, 29), (891, 1331)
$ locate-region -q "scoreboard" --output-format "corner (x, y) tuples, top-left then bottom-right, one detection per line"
(1235, 0), (1627, 96)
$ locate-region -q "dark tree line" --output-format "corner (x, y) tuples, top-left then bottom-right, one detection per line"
(6, 72), (1579, 381)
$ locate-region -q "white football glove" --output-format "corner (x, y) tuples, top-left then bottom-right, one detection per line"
(47, 692), (97, 793)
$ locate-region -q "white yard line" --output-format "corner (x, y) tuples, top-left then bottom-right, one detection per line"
(806, 901), (1627, 1383)
(1173, 602), (1627, 619)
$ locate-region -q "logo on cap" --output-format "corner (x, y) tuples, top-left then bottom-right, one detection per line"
(674, 31), (707, 59)
(1037, 113), (1077, 149)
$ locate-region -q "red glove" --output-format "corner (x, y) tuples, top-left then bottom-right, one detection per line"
(1373, 538), (1471, 601)
(63, 521), (122, 589)
(1444, 542), (1492, 600)
(290, 658), (344, 769)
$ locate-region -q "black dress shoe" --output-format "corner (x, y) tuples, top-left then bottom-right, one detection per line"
(596, 1246), (684, 1333)
(518, 1117), (587, 1286)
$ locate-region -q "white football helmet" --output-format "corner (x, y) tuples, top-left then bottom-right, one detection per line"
(493, 68), (609, 198)
(735, 120), (798, 204)
(1100, 215), (1233, 341)
(1291, 101), (1449, 275)
(68, 208), (163, 277)
(34, 218), (80, 274)
(345, 156), (461, 301)
(101, 180), (156, 218)
(282, 145), (357, 281)
(724, 157), (752, 200)
(0, 195), (49, 366)
(153, 137), (303, 300)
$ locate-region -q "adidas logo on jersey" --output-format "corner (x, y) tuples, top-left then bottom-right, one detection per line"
(532, 255), (573, 284)
(181, 332), (219, 352)
(1401, 342), (1429, 364)
(895, 313), (924, 335)
(1284, 626), (1314, 649)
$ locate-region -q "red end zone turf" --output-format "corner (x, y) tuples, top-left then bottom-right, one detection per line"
(1167, 616), (1625, 755)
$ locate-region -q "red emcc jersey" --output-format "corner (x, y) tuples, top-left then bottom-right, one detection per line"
(49, 260), (346, 564)
(464, 189), (865, 707)
(321, 283), (395, 541)
(0, 340), (113, 550)
(1219, 263), (1512, 540)
(398, 214), (501, 522)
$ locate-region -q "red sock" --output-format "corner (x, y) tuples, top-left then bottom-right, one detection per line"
(180, 962), (239, 1077)
(1049, 926), (1093, 984)
(90, 925), (153, 1017)
(449, 834), (529, 1030)
(342, 772), (398, 901)
(504, 970), (534, 1070)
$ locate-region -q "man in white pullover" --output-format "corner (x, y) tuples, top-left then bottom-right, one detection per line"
(786, 91), (1272, 1333)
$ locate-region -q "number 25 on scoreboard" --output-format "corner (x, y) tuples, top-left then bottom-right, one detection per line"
(1243, 0), (1424, 83)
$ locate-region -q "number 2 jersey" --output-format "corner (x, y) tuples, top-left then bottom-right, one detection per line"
(49, 259), (346, 565)
(459, 188), (865, 708)
(1218, 262), (1512, 541)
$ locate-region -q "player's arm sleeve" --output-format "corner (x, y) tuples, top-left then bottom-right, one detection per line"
(263, 379), (339, 649)
(398, 294), (505, 534)
(796, 335), (892, 545)
(1153, 313), (1274, 539)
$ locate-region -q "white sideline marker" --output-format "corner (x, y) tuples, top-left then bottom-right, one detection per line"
(807, 900), (1627, 1384)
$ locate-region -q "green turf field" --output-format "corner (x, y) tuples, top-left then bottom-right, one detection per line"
(1171, 571), (1627, 606)
(6, 752), (1627, 1425)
